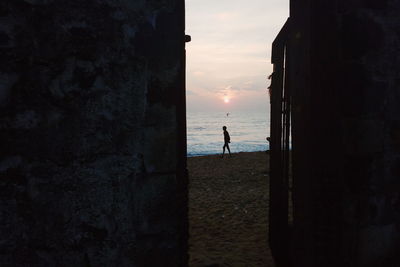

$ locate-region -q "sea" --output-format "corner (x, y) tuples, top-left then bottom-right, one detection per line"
(187, 111), (270, 157)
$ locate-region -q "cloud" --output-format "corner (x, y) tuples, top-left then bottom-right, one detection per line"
(185, 0), (289, 111)
(217, 85), (234, 96)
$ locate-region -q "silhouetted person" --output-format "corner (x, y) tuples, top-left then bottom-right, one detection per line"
(266, 137), (271, 153)
(221, 126), (231, 157)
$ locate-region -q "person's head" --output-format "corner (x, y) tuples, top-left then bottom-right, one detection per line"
(223, 126), (227, 131)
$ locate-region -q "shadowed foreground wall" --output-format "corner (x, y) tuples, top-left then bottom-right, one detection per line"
(288, 0), (400, 266)
(0, 1), (186, 266)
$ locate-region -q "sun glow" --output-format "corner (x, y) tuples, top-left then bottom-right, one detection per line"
(224, 97), (230, 103)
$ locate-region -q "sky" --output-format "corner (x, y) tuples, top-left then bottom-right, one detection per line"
(185, 0), (289, 112)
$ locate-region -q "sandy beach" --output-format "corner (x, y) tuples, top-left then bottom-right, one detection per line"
(188, 151), (275, 267)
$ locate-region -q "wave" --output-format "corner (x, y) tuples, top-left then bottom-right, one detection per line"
(187, 111), (270, 155)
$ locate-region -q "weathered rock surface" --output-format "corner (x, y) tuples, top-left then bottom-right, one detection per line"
(286, 0), (400, 266)
(0, 1), (186, 266)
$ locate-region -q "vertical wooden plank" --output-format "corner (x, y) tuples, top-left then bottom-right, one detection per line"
(269, 19), (290, 267)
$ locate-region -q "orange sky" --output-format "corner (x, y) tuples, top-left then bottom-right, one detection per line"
(185, 0), (289, 112)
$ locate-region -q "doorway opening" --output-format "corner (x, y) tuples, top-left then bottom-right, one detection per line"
(184, 0), (289, 266)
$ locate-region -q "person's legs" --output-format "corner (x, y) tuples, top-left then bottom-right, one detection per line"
(226, 144), (231, 156)
(222, 144), (226, 157)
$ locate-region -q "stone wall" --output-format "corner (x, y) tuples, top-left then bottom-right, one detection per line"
(0, 1), (187, 266)
(338, 1), (400, 265)
(289, 0), (400, 266)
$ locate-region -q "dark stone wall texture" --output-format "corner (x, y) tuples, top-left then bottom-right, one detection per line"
(0, 1), (186, 266)
(338, 1), (400, 266)
(290, 0), (400, 266)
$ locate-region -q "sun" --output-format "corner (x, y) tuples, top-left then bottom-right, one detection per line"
(224, 97), (230, 103)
